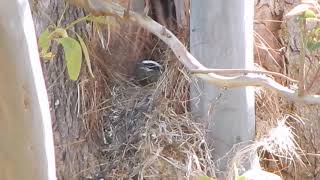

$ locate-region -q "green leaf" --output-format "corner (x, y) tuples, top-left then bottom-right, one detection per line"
(200, 176), (212, 180)
(40, 52), (55, 61)
(38, 28), (51, 53)
(304, 9), (316, 18)
(307, 41), (320, 52)
(57, 37), (82, 80)
(235, 176), (247, 180)
(50, 28), (68, 39)
(76, 33), (94, 78)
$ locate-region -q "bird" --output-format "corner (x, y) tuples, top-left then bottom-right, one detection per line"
(133, 59), (163, 86)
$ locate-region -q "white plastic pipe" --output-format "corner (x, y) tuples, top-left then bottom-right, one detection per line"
(0, 0), (56, 179)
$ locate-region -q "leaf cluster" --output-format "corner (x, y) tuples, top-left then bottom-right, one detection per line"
(38, 14), (118, 80)
(286, 0), (320, 53)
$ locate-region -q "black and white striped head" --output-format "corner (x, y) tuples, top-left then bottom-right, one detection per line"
(137, 60), (163, 73)
(134, 59), (163, 86)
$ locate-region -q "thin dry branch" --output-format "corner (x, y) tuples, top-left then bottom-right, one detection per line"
(68, 0), (320, 104)
(191, 69), (298, 82)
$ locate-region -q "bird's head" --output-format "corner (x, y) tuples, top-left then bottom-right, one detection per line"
(134, 59), (163, 86)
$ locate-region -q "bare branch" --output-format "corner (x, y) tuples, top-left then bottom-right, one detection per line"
(68, 0), (320, 104)
(191, 69), (298, 82)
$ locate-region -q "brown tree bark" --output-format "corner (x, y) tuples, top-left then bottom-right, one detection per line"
(255, 0), (320, 179)
(30, 1), (182, 179)
(30, 1), (104, 179)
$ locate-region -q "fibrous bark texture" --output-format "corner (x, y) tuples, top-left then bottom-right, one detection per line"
(30, 1), (104, 179)
(255, 0), (320, 179)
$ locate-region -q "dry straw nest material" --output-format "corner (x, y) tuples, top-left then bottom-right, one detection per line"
(253, 83), (305, 178)
(81, 28), (216, 179)
(77, 18), (306, 179)
(218, 85), (305, 179)
(101, 58), (216, 179)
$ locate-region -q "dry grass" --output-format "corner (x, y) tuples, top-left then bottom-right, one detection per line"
(79, 42), (305, 179)
(218, 86), (306, 179)
(73, 15), (309, 180)
(98, 55), (216, 179)
(75, 20), (217, 179)
(251, 85), (305, 178)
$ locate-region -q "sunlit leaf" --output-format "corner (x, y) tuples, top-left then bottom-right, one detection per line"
(57, 37), (82, 80)
(307, 41), (320, 52)
(50, 28), (68, 39)
(304, 9), (316, 18)
(286, 4), (313, 17)
(40, 52), (55, 61)
(200, 176), (213, 180)
(235, 176), (247, 180)
(38, 28), (51, 53)
(76, 33), (94, 78)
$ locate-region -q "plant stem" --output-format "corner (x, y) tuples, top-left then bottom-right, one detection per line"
(65, 15), (90, 30)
